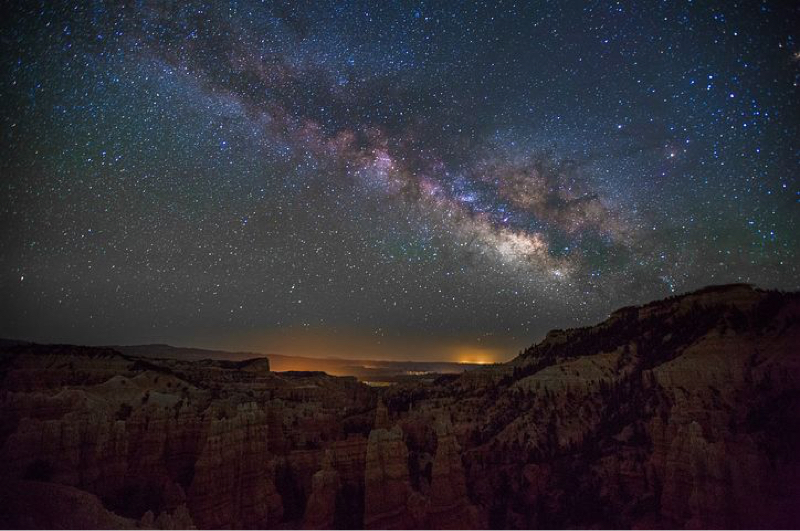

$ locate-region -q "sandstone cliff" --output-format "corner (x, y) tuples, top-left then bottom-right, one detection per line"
(302, 451), (340, 529)
(382, 284), (800, 528)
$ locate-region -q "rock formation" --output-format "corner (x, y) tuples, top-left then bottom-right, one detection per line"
(1, 284), (799, 528)
(0, 347), (373, 528)
(302, 451), (340, 529)
(363, 420), (421, 529)
(373, 398), (391, 430)
(186, 402), (283, 528)
(427, 414), (480, 529)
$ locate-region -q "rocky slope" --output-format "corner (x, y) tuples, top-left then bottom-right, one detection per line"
(0, 347), (375, 528)
(382, 284), (800, 528)
(1, 284), (798, 528)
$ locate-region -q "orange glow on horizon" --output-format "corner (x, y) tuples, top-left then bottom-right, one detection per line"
(452, 346), (503, 365)
(195, 328), (515, 365)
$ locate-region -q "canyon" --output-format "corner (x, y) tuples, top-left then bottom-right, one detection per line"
(1, 284), (798, 528)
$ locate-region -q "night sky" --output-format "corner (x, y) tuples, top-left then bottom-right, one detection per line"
(1, 1), (798, 362)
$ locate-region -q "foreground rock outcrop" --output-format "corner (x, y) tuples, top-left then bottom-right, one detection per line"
(427, 415), (480, 529)
(363, 424), (423, 529)
(1, 284), (798, 528)
(302, 451), (340, 529)
(0, 348), (374, 528)
(383, 284), (800, 529)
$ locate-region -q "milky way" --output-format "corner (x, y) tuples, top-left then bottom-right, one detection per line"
(1, 1), (798, 360)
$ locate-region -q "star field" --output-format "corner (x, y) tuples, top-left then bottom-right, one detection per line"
(1, 1), (798, 360)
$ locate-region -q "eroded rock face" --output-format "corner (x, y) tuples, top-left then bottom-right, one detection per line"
(187, 403), (283, 528)
(373, 399), (391, 430)
(0, 347), (377, 529)
(328, 434), (368, 487)
(361, 409), (483, 529)
(302, 451), (340, 529)
(381, 285), (800, 529)
(1, 284), (798, 529)
(363, 425), (420, 529)
(427, 415), (480, 529)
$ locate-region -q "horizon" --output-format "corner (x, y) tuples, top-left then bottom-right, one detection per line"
(1, 333), (507, 365)
(4, 281), (784, 365)
(2, 331), (515, 364)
